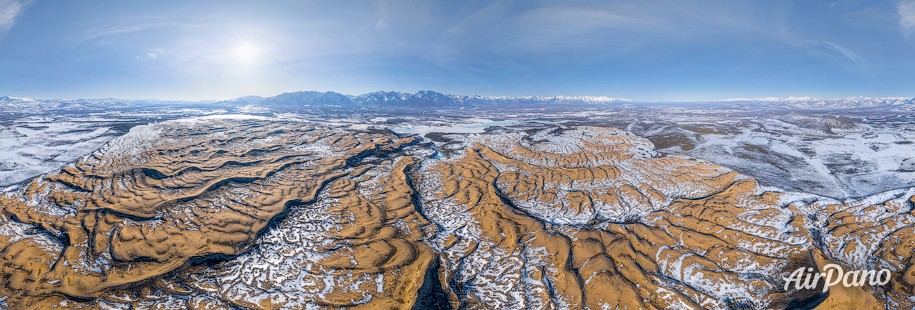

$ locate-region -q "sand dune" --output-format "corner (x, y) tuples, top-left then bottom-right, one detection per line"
(0, 119), (912, 309)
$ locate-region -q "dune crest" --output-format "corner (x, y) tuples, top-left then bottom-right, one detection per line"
(0, 119), (912, 309)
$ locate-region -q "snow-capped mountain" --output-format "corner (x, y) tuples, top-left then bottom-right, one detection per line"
(0, 96), (37, 109)
(262, 91), (353, 107)
(0, 97), (222, 112)
(355, 90), (458, 106)
(3, 92), (915, 112)
(716, 96), (915, 110)
(492, 95), (627, 104)
(245, 90), (632, 108)
(0, 96), (35, 103)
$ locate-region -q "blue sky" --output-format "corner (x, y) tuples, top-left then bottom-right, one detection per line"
(0, 0), (914, 100)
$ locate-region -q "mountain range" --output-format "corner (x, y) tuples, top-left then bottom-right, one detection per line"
(233, 90), (633, 108)
(2, 91), (915, 111)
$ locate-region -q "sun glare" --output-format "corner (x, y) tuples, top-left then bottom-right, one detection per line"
(232, 41), (261, 64)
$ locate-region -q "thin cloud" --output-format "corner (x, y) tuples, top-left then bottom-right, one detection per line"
(143, 47), (163, 59)
(0, 0), (33, 37)
(821, 41), (867, 66)
(70, 19), (201, 46)
(899, 0), (915, 39)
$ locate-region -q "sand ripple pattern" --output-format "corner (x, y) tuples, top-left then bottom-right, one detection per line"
(0, 120), (912, 309)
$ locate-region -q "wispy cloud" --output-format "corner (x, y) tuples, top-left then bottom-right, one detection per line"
(70, 19), (200, 46)
(899, 0), (915, 39)
(821, 41), (867, 65)
(2, 1), (914, 99)
(137, 47), (164, 60)
(0, 0), (33, 37)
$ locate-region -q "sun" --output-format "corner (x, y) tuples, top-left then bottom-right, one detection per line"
(232, 41), (261, 64)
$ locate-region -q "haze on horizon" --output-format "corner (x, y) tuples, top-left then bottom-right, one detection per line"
(1, 0), (915, 101)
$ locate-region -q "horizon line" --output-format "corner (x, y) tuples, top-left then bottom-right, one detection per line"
(3, 91), (914, 104)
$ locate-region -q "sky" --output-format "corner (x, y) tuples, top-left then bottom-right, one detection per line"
(0, 0), (914, 101)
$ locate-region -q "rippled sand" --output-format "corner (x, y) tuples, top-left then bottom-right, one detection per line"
(0, 118), (911, 309)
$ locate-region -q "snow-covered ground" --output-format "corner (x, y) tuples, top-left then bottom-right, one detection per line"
(0, 110), (234, 191)
(0, 116), (121, 190)
(2, 103), (913, 199)
(635, 113), (915, 198)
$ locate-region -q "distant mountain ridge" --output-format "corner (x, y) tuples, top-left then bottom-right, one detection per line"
(2, 91), (915, 111)
(224, 91), (915, 109)
(716, 96), (915, 109)
(242, 90), (633, 108)
(239, 91), (915, 110)
(0, 96), (36, 103)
